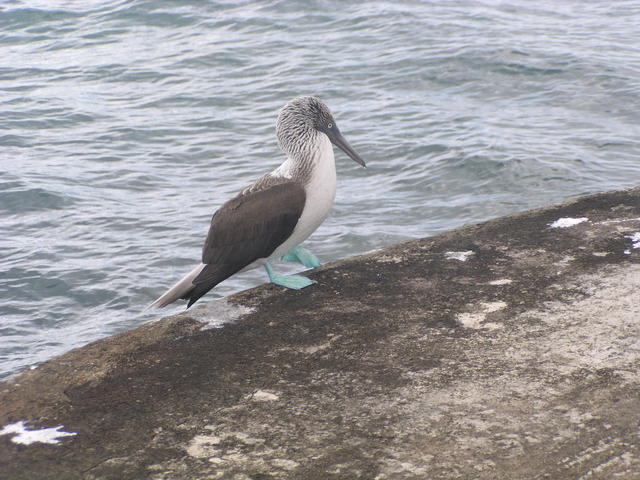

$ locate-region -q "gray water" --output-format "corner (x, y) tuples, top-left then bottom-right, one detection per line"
(2, 0), (639, 378)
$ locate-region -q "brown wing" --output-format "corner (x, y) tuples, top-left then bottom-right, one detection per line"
(202, 180), (306, 265)
(184, 179), (306, 307)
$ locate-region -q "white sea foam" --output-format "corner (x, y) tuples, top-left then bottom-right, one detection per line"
(548, 217), (589, 228)
(626, 232), (640, 250)
(0, 421), (76, 445)
(445, 251), (474, 262)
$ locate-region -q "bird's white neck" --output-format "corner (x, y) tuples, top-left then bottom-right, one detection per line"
(305, 132), (336, 192)
(273, 132), (336, 188)
(269, 132), (337, 258)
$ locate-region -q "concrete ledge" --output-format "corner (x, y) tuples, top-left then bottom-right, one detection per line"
(1, 187), (640, 479)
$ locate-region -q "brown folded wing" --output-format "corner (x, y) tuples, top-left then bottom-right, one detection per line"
(184, 179), (306, 307)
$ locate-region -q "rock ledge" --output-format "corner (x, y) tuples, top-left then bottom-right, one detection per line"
(1, 187), (640, 480)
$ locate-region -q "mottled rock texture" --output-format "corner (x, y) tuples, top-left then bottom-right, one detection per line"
(1, 187), (640, 480)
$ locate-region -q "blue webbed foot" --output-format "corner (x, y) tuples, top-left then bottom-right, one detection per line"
(281, 246), (321, 268)
(264, 262), (316, 290)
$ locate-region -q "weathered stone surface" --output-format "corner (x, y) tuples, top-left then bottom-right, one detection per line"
(1, 187), (640, 480)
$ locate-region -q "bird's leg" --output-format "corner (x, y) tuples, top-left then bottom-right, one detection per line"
(281, 246), (321, 268)
(264, 261), (316, 290)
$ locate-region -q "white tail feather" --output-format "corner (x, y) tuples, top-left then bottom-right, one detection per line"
(144, 263), (206, 310)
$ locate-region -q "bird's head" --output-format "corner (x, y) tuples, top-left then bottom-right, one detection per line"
(277, 96), (366, 167)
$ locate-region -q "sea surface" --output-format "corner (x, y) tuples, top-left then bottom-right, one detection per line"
(1, 0), (639, 378)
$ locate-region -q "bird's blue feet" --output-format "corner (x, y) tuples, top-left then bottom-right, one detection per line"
(281, 246), (321, 268)
(264, 262), (316, 290)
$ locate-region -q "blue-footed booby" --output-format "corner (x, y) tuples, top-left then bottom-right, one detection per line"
(147, 96), (366, 309)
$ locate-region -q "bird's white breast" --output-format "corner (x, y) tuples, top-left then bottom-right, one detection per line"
(271, 134), (336, 258)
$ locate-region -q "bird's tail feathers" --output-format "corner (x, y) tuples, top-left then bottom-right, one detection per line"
(144, 263), (205, 311)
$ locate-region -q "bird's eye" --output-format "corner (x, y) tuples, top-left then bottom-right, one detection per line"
(327, 123), (333, 129)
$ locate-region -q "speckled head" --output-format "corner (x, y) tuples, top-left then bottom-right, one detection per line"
(277, 96), (366, 167)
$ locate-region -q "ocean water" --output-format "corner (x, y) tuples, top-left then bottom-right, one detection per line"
(1, 0), (639, 378)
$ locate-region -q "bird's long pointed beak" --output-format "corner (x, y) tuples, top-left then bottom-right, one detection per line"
(328, 128), (366, 167)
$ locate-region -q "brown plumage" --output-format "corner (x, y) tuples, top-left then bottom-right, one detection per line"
(185, 179), (306, 307)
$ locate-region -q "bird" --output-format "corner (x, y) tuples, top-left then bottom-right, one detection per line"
(146, 96), (366, 309)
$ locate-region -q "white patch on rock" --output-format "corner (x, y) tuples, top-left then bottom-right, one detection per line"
(185, 431), (267, 463)
(271, 458), (300, 470)
(377, 255), (404, 263)
(457, 301), (507, 329)
(445, 250), (474, 262)
(548, 217), (588, 228)
(250, 390), (279, 402)
(185, 434), (222, 458)
(488, 279), (513, 286)
(188, 298), (255, 330)
(0, 421), (76, 445)
(626, 232), (640, 250)
(482, 302), (507, 313)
